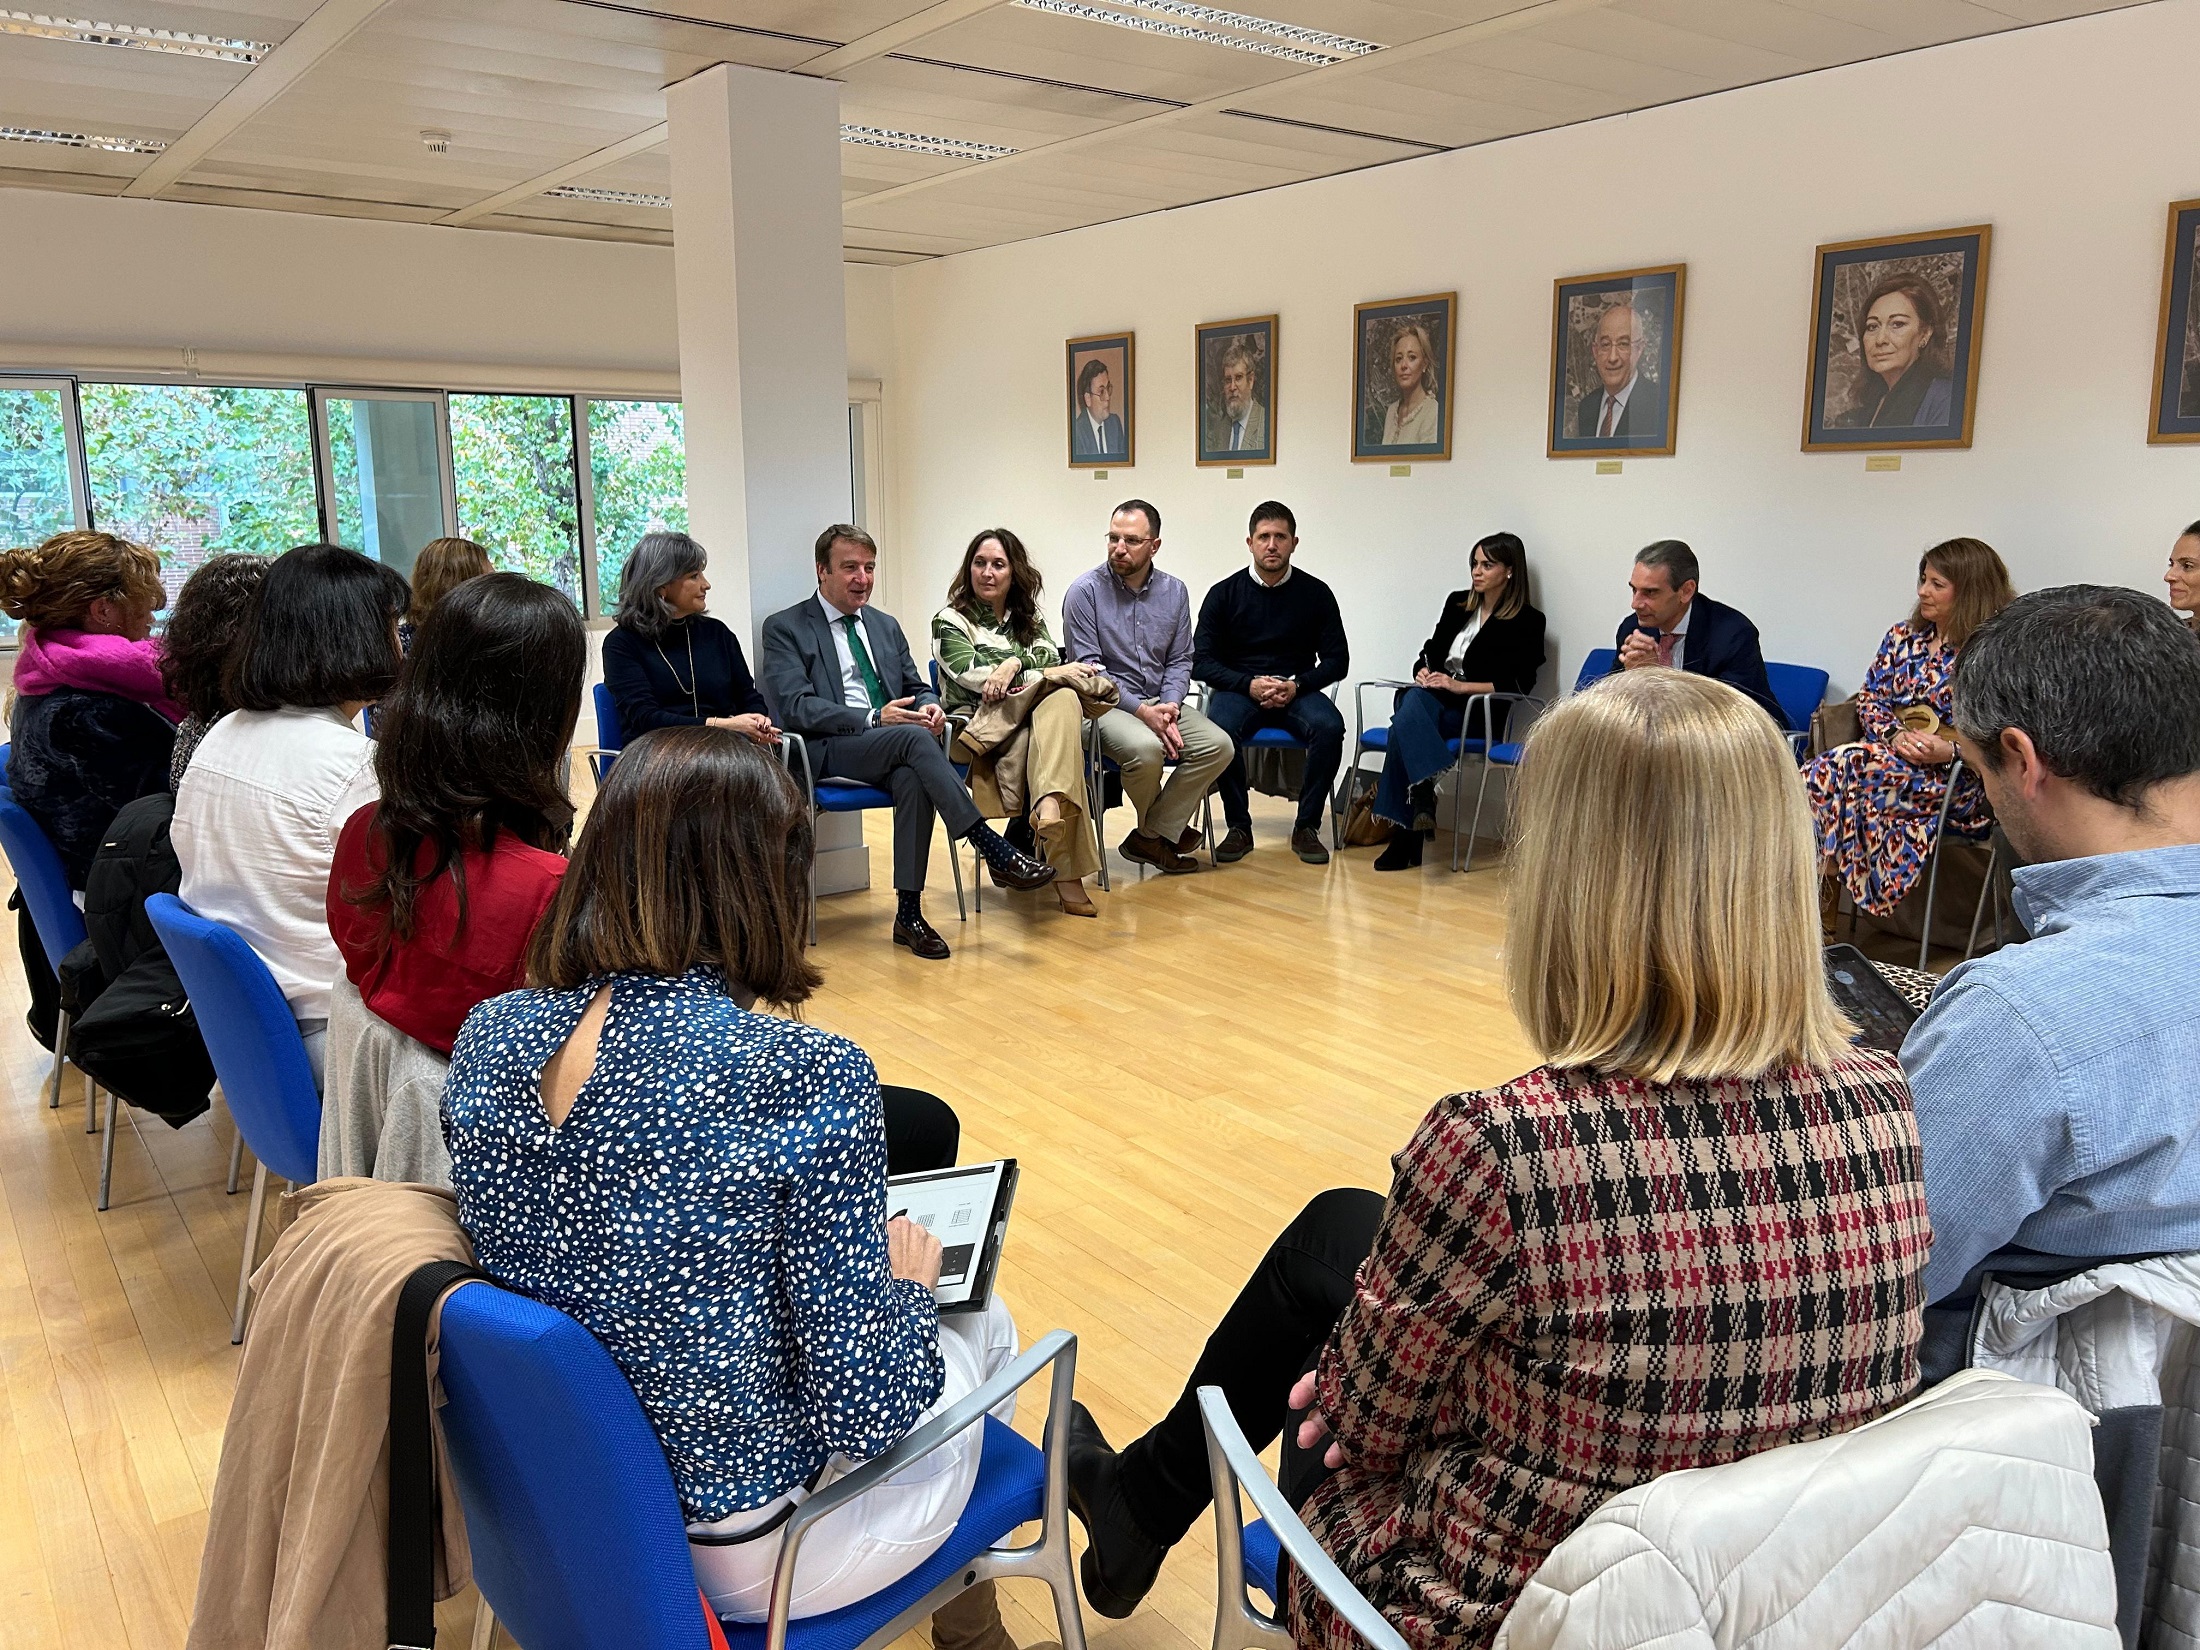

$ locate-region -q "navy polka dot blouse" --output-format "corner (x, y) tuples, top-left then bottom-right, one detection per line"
(443, 966), (946, 1522)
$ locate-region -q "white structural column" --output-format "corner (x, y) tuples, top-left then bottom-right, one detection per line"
(667, 62), (851, 643)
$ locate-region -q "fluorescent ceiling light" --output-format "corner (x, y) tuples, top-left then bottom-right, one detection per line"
(0, 9), (269, 62)
(543, 184), (669, 208)
(1014, 0), (1375, 65)
(0, 122), (165, 153)
(840, 123), (1016, 160)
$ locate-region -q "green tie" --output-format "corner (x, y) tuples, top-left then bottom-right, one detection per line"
(841, 614), (887, 710)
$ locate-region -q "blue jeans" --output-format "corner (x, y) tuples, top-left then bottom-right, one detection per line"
(1203, 689), (1346, 833)
(1372, 688), (1499, 828)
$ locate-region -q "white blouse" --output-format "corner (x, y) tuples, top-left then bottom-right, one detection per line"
(174, 706), (380, 1023)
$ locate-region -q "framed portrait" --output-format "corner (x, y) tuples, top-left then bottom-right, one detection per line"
(1195, 314), (1277, 466)
(1547, 265), (1684, 458)
(1803, 225), (1990, 451)
(2149, 199), (2200, 443)
(1066, 332), (1134, 468)
(1352, 293), (1456, 462)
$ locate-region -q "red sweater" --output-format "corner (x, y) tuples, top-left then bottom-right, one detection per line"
(327, 804), (566, 1055)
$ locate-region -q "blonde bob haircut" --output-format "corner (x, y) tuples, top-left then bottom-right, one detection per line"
(1505, 669), (1853, 1083)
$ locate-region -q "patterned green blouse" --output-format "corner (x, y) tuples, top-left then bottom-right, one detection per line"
(930, 602), (1062, 711)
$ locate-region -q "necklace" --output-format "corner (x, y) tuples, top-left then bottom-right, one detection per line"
(655, 624), (700, 719)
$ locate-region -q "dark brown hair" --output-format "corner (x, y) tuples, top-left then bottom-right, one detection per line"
(161, 552), (268, 722)
(527, 726), (821, 1007)
(813, 523), (877, 569)
(947, 527), (1044, 646)
(1857, 270), (1949, 371)
(1461, 531), (1531, 624)
(407, 536), (494, 626)
(349, 573), (584, 945)
(1913, 536), (2015, 651)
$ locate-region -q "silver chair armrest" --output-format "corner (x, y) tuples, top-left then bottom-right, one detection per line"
(1198, 1387), (1409, 1650)
(765, 1329), (1079, 1649)
(781, 730), (817, 810)
(1464, 690), (1545, 744)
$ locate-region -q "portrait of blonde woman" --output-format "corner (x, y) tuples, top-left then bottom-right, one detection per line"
(1353, 295), (1455, 460)
(1804, 536), (2016, 916)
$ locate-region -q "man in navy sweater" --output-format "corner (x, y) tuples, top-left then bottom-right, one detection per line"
(1193, 502), (1350, 865)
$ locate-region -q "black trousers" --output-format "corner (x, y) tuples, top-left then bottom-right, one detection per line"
(817, 726), (983, 894)
(1117, 1187), (1386, 1543)
(882, 1085), (960, 1175)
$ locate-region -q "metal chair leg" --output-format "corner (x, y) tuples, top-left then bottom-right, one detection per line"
(949, 826), (968, 922)
(85, 1060), (98, 1132)
(47, 1007), (68, 1109)
(232, 1160), (269, 1344)
(96, 1087), (118, 1211)
(227, 1130), (244, 1194)
(1964, 842), (2000, 961)
(1460, 761), (1500, 873)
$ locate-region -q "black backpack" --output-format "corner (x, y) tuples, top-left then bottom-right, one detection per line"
(67, 793), (216, 1127)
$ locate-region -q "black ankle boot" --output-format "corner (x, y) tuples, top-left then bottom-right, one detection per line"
(1373, 828), (1425, 872)
(1066, 1403), (1168, 1618)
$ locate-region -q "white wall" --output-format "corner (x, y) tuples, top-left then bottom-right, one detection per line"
(886, 0), (2200, 703)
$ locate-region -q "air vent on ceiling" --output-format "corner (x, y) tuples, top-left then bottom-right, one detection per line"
(1013, 0), (1376, 64)
(0, 9), (270, 63)
(0, 122), (166, 153)
(839, 124), (1016, 159)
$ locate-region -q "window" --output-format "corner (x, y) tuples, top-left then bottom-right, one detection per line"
(586, 399), (686, 617)
(79, 382), (317, 604)
(0, 382), (80, 546)
(451, 393), (582, 605)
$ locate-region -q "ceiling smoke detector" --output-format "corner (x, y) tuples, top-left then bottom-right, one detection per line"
(419, 129), (451, 155)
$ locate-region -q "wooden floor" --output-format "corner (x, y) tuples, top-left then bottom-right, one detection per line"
(0, 779), (1950, 1650)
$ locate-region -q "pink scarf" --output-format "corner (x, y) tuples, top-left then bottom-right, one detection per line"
(14, 628), (184, 724)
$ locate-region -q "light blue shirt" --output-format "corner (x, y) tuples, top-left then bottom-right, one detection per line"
(1902, 843), (2200, 1302)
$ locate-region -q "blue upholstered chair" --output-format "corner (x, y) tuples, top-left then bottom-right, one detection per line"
(0, 783), (93, 1125)
(144, 893), (321, 1343)
(437, 1283), (1088, 1650)
(780, 733), (967, 945)
(592, 681), (625, 783)
(1765, 661), (1831, 761)
(1448, 649), (1616, 874)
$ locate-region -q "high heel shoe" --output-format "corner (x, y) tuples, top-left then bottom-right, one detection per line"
(1054, 878), (1098, 917)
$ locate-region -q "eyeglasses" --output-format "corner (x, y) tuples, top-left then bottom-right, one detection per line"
(1105, 533), (1152, 547)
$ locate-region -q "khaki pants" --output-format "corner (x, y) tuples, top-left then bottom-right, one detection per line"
(1024, 690), (1102, 883)
(1095, 704), (1234, 844)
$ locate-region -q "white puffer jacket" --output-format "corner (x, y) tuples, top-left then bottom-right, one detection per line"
(1493, 1368), (2118, 1650)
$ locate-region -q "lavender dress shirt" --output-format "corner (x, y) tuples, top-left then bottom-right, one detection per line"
(1060, 564), (1194, 712)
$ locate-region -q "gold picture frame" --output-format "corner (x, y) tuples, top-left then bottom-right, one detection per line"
(1802, 224), (1990, 452)
(1547, 264), (1684, 459)
(1066, 332), (1134, 468)
(1351, 292), (1456, 462)
(1194, 314), (1277, 467)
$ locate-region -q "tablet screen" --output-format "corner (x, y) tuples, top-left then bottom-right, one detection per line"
(1823, 944), (1920, 1056)
(888, 1161), (1013, 1309)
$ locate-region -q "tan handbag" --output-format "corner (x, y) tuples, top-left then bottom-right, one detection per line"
(1339, 774), (1390, 848)
(1808, 697), (1863, 758)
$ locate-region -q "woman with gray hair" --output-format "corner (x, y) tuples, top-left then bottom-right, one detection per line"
(601, 530), (778, 746)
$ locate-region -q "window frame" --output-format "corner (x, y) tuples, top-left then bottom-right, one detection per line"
(2, 368), (694, 634)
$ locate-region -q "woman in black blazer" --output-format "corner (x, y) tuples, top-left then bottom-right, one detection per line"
(600, 531), (779, 746)
(1374, 533), (1546, 871)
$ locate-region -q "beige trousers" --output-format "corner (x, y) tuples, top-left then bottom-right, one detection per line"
(1094, 704), (1235, 843)
(1023, 690), (1102, 883)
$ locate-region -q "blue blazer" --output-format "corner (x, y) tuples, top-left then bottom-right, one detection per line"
(1071, 413), (1126, 461)
(1609, 593), (1781, 723)
(757, 597), (935, 740)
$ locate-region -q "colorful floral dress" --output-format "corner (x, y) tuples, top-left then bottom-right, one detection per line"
(1804, 621), (1988, 915)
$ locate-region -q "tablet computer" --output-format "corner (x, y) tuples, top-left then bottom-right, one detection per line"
(887, 1159), (1019, 1314)
(1823, 943), (1920, 1055)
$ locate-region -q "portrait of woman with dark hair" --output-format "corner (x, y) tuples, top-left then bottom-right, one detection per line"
(1805, 227), (1989, 452)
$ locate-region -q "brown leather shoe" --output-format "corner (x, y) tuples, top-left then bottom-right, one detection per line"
(1119, 831), (1198, 874)
(1214, 827), (1254, 864)
(892, 913), (952, 959)
(1175, 827), (1205, 855)
(1291, 827), (1331, 864)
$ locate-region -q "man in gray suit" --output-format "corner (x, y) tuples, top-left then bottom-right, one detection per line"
(1202, 340), (1267, 456)
(759, 524), (1053, 959)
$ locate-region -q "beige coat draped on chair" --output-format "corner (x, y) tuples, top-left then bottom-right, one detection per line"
(954, 665), (1116, 882)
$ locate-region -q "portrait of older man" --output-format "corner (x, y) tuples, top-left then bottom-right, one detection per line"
(1572, 299), (1667, 442)
(1204, 339), (1269, 455)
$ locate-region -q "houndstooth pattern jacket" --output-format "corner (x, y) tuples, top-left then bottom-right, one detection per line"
(1294, 1049), (1931, 1650)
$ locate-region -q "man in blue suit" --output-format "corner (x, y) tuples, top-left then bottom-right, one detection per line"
(759, 525), (1053, 959)
(1607, 539), (1780, 722)
(1072, 358), (1127, 461)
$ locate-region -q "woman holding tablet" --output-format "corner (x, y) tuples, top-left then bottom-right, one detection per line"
(1066, 670), (1931, 1649)
(442, 727), (1016, 1639)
